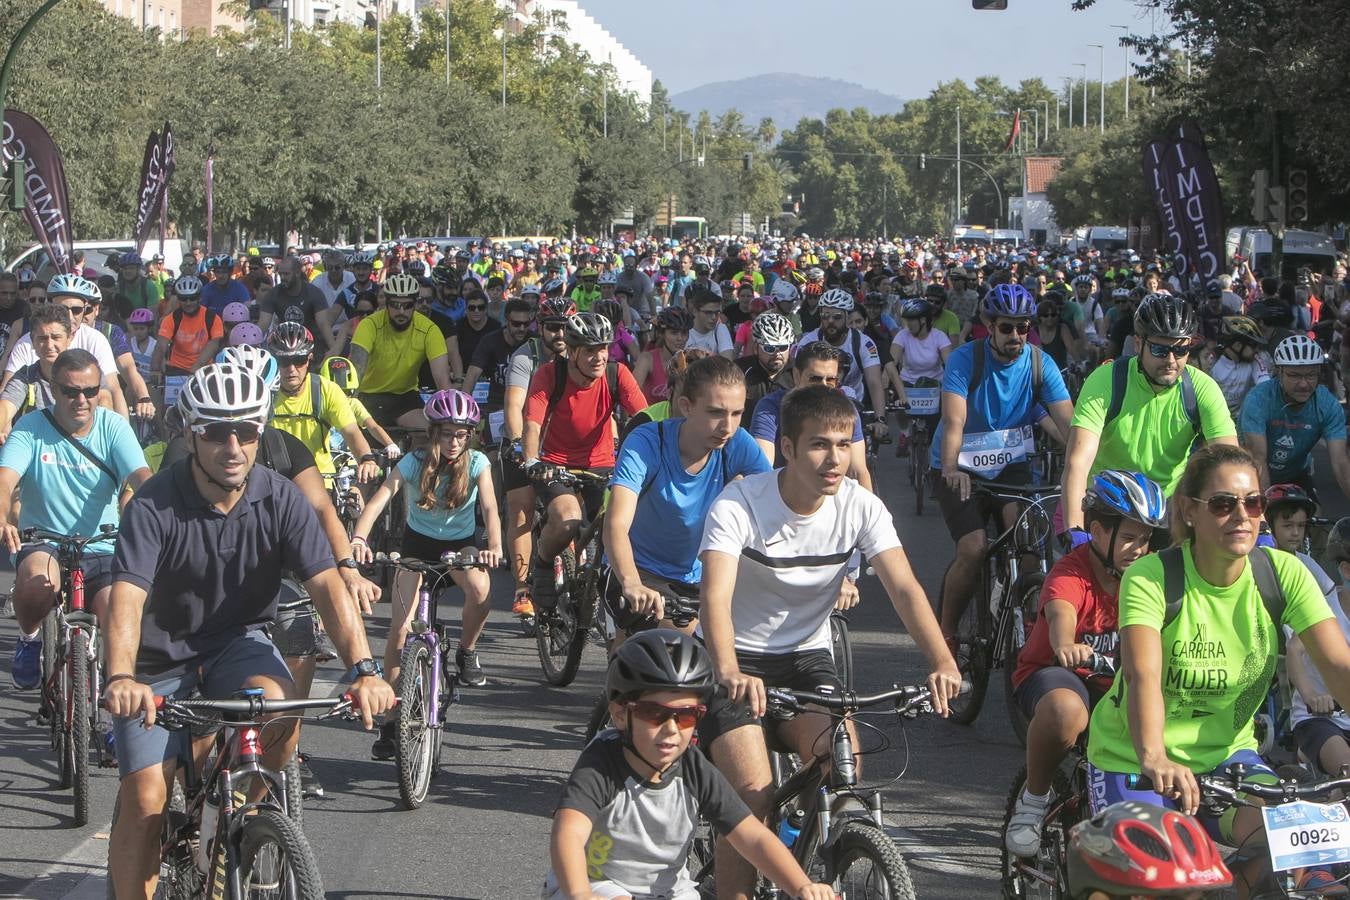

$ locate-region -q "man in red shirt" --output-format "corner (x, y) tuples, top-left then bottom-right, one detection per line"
(522, 312), (647, 608)
(1004, 470), (1167, 859)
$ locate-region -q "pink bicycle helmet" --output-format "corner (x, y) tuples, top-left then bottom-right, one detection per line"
(424, 389), (480, 428)
(221, 302), (252, 324)
(228, 322), (265, 347)
(127, 308), (155, 325)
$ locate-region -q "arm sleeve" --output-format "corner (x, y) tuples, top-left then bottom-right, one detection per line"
(5, 335), (32, 374)
(1069, 362), (1112, 434)
(748, 393), (779, 442)
(851, 409), (864, 442)
(0, 368), (29, 408)
(616, 364), (648, 416)
(728, 428), (771, 476)
(276, 430), (318, 477)
(1193, 371), (1237, 439)
(88, 332), (118, 375)
(1238, 389), (1264, 436)
(419, 320), (447, 362)
(157, 316), (174, 342)
(106, 414), (150, 481)
(856, 491), (902, 558)
(107, 326), (132, 358)
(207, 315), (224, 340)
(1040, 555), (1090, 617)
(715, 325), (733, 354)
(698, 488), (753, 557)
(506, 350), (533, 392)
(1116, 554), (1167, 631)
(860, 336), (880, 369)
(1322, 392), (1347, 441)
(1274, 549), (1335, 635)
(524, 365), (554, 427)
(278, 477), (338, 578)
(610, 423), (656, 494)
(322, 380), (357, 430)
(554, 741), (619, 821)
(941, 345), (972, 397)
(1040, 354), (1071, 404)
(0, 415), (35, 478)
(111, 494), (163, 592)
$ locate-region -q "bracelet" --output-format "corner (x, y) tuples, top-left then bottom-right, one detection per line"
(135, 397), (151, 404)
(360, 453), (377, 463)
(106, 673), (135, 685)
(351, 535), (368, 545)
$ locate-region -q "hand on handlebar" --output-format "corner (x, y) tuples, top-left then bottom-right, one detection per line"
(341, 568), (379, 615)
(1053, 643), (1097, 670)
(383, 443), (402, 462)
(721, 668), (767, 718)
(1309, 693), (1339, 715)
(477, 547), (503, 569)
(621, 579), (666, 621)
(350, 539), (374, 566)
(348, 674), (397, 731)
(942, 466), (971, 503)
(105, 678), (158, 729)
(868, 420), (889, 439)
(926, 663), (963, 718)
(1140, 753), (1200, 815)
(794, 883), (838, 900)
(356, 459), (381, 484)
(834, 577), (860, 611)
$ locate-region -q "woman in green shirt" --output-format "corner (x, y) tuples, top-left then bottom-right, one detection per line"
(1087, 444), (1350, 888)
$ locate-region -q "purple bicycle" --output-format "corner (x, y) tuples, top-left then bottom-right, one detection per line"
(375, 550), (504, 810)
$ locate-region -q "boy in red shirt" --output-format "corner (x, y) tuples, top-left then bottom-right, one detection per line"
(1004, 470), (1168, 858)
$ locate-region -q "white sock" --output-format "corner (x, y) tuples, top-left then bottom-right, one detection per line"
(1022, 787), (1051, 804)
(21, 628), (39, 641)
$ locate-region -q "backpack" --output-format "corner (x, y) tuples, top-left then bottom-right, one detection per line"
(634, 419), (731, 503)
(1159, 545), (1285, 653)
(271, 374), (331, 431)
(169, 307), (218, 344)
(1102, 356), (1201, 435)
(966, 338), (1044, 409)
(539, 356), (621, 448)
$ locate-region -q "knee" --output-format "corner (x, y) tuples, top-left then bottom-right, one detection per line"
(1033, 691), (1089, 737)
(955, 532), (987, 561)
(119, 771), (169, 820)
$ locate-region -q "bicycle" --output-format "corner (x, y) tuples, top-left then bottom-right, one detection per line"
(374, 549), (504, 810)
(530, 467), (610, 687)
(945, 481), (1060, 729)
(860, 407), (894, 491)
(899, 380), (940, 516)
(692, 683), (942, 899)
(107, 691), (365, 900)
(328, 448), (363, 541)
(31, 525), (118, 828)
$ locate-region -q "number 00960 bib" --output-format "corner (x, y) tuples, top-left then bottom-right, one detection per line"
(957, 426), (1033, 479)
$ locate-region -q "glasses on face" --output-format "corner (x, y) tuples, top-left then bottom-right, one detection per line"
(193, 421), (263, 444)
(276, 355), (308, 369)
(804, 374), (839, 387)
(1145, 340), (1191, 360)
(465, 304), (487, 312)
(440, 428), (472, 443)
(1192, 492), (1266, 518)
(1039, 310), (1059, 319)
(60, 304), (90, 316)
(1283, 369), (1320, 384)
(387, 300), (415, 311)
(995, 321), (1031, 336)
(57, 384), (100, 400)
(507, 319), (532, 330)
(624, 700), (705, 730)
(760, 343), (791, 354)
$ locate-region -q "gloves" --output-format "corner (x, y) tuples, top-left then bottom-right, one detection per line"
(383, 443), (402, 462)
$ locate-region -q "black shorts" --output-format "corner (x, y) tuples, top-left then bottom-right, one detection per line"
(502, 451), (531, 492)
(399, 526), (477, 562)
(271, 579), (317, 658)
(698, 649), (843, 749)
(929, 462), (1033, 542)
(536, 468), (611, 521)
(1293, 717), (1350, 767)
(358, 391), (424, 427)
(1011, 665), (1104, 721)
(603, 568), (699, 634)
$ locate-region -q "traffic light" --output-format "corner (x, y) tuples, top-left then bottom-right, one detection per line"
(1266, 186), (1286, 227)
(6, 157), (24, 212)
(1287, 168), (1309, 224)
(1250, 169), (1269, 222)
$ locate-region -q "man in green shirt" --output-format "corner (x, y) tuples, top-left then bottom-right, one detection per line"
(115, 252), (162, 313)
(1060, 294), (1237, 543)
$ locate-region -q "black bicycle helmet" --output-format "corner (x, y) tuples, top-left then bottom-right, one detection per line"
(606, 629), (716, 702)
(655, 306), (693, 332)
(1133, 292), (1198, 339)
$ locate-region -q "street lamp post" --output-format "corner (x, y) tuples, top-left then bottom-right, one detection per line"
(1074, 63), (1088, 128)
(1088, 44), (1104, 133)
(1040, 100), (1049, 142)
(1112, 24), (1129, 119)
(0, 0), (67, 124)
(444, 0), (451, 86)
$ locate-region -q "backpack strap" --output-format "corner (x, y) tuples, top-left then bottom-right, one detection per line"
(538, 356), (569, 447)
(606, 362), (621, 423)
(967, 338), (987, 396)
(258, 427), (292, 475)
(1160, 546), (1186, 629)
(1029, 344), (1043, 409)
(636, 419), (669, 503)
(1103, 356), (1132, 428)
(1160, 544), (1285, 654)
(40, 409), (119, 486)
(309, 373), (325, 427)
(1179, 368), (1201, 434)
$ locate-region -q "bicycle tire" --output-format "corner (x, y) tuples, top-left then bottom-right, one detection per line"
(237, 806), (325, 900)
(911, 431), (929, 516)
(40, 607), (58, 731)
(825, 820), (917, 899)
(1000, 764), (1076, 900)
(944, 559), (992, 725)
(536, 547), (585, 686)
(395, 641), (436, 810)
(283, 755), (304, 827)
(69, 629), (91, 827)
(1003, 573), (1044, 747)
(829, 612), (855, 692)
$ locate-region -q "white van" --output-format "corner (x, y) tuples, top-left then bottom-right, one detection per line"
(1236, 228), (1337, 277)
(5, 238), (187, 282)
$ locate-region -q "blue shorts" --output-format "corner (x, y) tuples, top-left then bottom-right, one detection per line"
(15, 546), (114, 597)
(1087, 748), (1275, 843)
(112, 630), (293, 778)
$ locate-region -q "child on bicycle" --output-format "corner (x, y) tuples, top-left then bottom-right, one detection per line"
(320, 355), (401, 461)
(1005, 470), (1168, 859)
(544, 629), (834, 900)
(350, 389), (501, 758)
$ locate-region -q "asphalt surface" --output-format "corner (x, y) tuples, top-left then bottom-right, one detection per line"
(2, 442), (1346, 899)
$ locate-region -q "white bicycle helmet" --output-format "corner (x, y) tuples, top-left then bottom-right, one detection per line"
(597, 270), (618, 286)
(1273, 334), (1326, 368)
(382, 273), (420, 298)
(817, 288), (855, 311)
(347, 250), (375, 266)
(1072, 274), (1095, 287)
(47, 273), (100, 302)
(769, 279), (800, 305)
(751, 313), (796, 349)
(215, 344), (279, 391)
(563, 311), (614, 347)
(174, 275), (204, 298)
(178, 363), (271, 427)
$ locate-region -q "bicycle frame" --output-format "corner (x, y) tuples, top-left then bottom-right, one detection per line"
(407, 576), (448, 728)
(980, 487), (1059, 667)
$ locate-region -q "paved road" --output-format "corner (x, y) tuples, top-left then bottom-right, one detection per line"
(3, 442), (1345, 899)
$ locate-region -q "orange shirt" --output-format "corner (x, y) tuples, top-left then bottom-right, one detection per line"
(158, 307), (223, 372)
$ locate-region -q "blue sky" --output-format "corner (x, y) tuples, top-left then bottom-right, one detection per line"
(580, 0), (1154, 97)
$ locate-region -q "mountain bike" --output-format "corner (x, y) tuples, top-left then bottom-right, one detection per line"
(860, 408), (894, 490)
(901, 380), (940, 516)
(530, 468), (609, 687)
(107, 691), (365, 900)
(692, 684), (941, 899)
(376, 549), (504, 810)
(328, 448), (363, 540)
(946, 481), (1059, 728)
(31, 525), (118, 827)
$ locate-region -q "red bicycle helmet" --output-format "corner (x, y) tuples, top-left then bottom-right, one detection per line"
(539, 296), (576, 321)
(1265, 483), (1317, 519)
(1067, 801), (1232, 897)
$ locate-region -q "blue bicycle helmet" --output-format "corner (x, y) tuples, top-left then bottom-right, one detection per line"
(982, 282), (1037, 318)
(1083, 470), (1168, 529)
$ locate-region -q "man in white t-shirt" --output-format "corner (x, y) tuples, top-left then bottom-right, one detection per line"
(2, 304), (127, 417)
(684, 290), (734, 359)
(697, 384), (961, 899)
(793, 291), (886, 435)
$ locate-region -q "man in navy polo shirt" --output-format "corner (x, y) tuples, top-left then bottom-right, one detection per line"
(103, 364), (394, 899)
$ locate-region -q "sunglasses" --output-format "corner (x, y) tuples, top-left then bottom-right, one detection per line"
(1145, 340), (1191, 360)
(192, 421), (263, 444)
(387, 300), (415, 310)
(624, 700), (706, 730)
(59, 304), (92, 315)
(541, 321), (566, 332)
(995, 321), (1031, 335)
(1192, 492), (1266, 518)
(1039, 310), (1059, 318)
(57, 384), (100, 400)
(760, 343), (791, 354)
(276, 355), (309, 369)
(465, 304), (487, 312)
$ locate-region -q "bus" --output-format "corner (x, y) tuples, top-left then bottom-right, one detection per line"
(670, 216), (707, 242)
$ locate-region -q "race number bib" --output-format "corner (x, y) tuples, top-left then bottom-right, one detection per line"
(956, 426), (1033, 480)
(1263, 801), (1350, 872)
(906, 388), (939, 416)
(487, 410), (505, 442)
(471, 381), (490, 403)
(162, 375), (186, 409)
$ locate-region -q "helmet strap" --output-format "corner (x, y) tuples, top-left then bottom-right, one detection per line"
(189, 436), (249, 495)
(616, 715), (675, 780)
(1086, 518), (1125, 580)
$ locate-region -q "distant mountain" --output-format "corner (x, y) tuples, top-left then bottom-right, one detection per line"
(670, 73), (906, 132)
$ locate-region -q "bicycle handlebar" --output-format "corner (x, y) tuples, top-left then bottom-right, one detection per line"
(1128, 767), (1350, 806)
(766, 684), (934, 716)
(104, 693), (367, 731)
(373, 551), (508, 573)
(19, 526), (118, 556)
(970, 481), (1060, 498)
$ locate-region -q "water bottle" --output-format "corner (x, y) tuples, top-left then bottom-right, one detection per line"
(832, 724), (857, 785)
(195, 796), (219, 873)
(776, 810), (802, 848)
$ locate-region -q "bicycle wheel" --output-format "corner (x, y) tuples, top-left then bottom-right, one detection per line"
(236, 807), (325, 900)
(825, 820), (916, 899)
(582, 691), (610, 745)
(946, 563), (992, 726)
(283, 755), (304, 827)
(69, 629), (91, 827)
(830, 612), (855, 692)
(535, 547), (585, 686)
(1003, 573), (1044, 746)
(40, 607), (58, 729)
(395, 641), (436, 810)
(911, 432), (929, 517)
(1000, 765), (1076, 900)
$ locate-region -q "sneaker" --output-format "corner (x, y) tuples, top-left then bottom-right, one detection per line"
(370, 720), (397, 761)
(511, 592), (535, 618)
(1004, 789), (1052, 858)
(296, 752), (324, 799)
(456, 647), (486, 686)
(11, 634), (40, 690)
(1296, 868), (1348, 895)
(101, 729), (118, 768)
(312, 629), (339, 663)
(531, 558), (557, 612)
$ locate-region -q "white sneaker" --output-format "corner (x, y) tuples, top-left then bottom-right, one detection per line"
(1005, 789), (1051, 858)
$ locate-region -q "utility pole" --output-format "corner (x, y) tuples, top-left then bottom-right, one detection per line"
(1040, 100), (1049, 142)
(1075, 63), (1088, 127)
(1112, 24), (1129, 119)
(955, 104), (962, 225)
(0, 0), (67, 126)
(1088, 44), (1104, 132)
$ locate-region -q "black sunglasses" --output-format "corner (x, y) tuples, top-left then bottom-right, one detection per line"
(465, 304), (487, 312)
(1192, 492), (1266, 518)
(1145, 340), (1191, 360)
(193, 421), (263, 444)
(996, 321), (1031, 335)
(57, 384), (100, 400)
(386, 300), (415, 310)
(276, 355), (309, 368)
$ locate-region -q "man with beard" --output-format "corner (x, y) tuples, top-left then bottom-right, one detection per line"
(735, 313), (795, 425)
(792, 290), (888, 440)
(258, 257), (337, 358)
(453, 286), (502, 380)
(463, 298), (535, 444)
(350, 273), (452, 428)
(1060, 293), (1236, 546)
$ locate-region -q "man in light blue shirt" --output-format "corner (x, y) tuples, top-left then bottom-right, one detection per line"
(0, 349), (150, 688)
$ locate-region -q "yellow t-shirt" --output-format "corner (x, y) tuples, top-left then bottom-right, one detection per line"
(271, 374), (357, 474)
(351, 310), (447, 395)
(349, 396), (373, 426)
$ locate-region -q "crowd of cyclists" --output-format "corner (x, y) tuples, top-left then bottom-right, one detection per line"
(4, 229), (1350, 898)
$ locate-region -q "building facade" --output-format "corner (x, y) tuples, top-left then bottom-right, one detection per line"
(514, 0), (652, 103)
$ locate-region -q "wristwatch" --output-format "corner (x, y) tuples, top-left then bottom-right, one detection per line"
(337, 557), (360, 571)
(353, 658), (381, 678)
